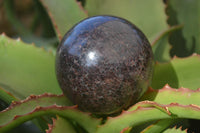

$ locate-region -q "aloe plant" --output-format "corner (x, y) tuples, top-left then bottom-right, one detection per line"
(0, 0), (199, 133)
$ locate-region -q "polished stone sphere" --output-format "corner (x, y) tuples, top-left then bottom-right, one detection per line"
(56, 16), (154, 115)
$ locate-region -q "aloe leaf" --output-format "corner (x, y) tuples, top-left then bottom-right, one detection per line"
(152, 25), (182, 62)
(46, 116), (76, 133)
(40, 0), (87, 38)
(0, 34), (61, 99)
(0, 94), (100, 133)
(140, 85), (200, 106)
(0, 87), (41, 133)
(96, 103), (200, 133)
(166, 0), (200, 57)
(152, 54), (200, 90)
(85, 0), (167, 42)
(135, 85), (200, 133)
(99, 85), (200, 133)
(0, 92), (68, 133)
(163, 126), (187, 133)
(0, 93), (72, 127)
(138, 85), (200, 133)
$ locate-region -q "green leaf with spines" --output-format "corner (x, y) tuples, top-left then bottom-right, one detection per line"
(138, 85), (200, 133)
(152, 54), (200, 90)
(0, 34), (61, 100)
(0, 93), (71, 127)
(2, 86), (199, 133)
(163, 126), (187, 133)
(96, 86), (200, 133)
(96, 103), (200, 133)
(0, 93), (100, 133)
(140, 85), (200, 106)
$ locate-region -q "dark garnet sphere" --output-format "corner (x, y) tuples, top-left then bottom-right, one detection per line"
(56, 16), (154, 115)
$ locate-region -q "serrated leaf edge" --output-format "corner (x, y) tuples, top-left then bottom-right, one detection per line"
(167, 126), (188, 133)
(146, 84), (200, 94)
(0, 105), (77, 127)
(0, 33), (55, 56)
(97, 103), (200, 133)
(0, 104), (102, 133)
(0, 93), (65, 113)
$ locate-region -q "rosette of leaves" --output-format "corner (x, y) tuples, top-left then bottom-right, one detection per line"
(0, 0), (200, 133)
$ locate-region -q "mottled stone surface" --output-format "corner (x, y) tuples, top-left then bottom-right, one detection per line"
(56, 16), (154, 115)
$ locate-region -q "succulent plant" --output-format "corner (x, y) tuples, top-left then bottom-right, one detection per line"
(0, 0), (200, 133)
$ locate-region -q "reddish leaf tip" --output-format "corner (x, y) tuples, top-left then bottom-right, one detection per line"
(120, 126), (131, 133)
